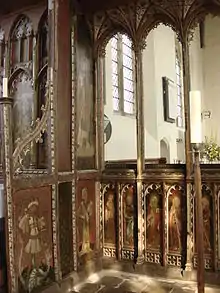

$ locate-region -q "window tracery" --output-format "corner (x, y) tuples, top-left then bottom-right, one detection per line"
(10, 16), (33, 72)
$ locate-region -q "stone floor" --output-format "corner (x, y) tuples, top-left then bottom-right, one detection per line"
(72, 270), (220, 293)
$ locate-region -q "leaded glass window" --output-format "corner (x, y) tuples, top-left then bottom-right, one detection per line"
(111, 33), (135, 114)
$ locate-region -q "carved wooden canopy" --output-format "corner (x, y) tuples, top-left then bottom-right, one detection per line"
(83, 0), (220, 57)
(1, 0), (220, 18)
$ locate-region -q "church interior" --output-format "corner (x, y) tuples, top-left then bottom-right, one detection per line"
(1, 0), (220, 292)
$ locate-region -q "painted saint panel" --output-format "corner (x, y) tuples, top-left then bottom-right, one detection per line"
(75, 17), (95, 170)
(76, 180), (96, 265)
(14, 186), (54, 293)
(168, 186), (182, 252)
(194, 185), (213, 263)
(202, 194), (212, 253)
(146, 187), (162, 250)
(104, 188), (116, 246)
(122, 185), (135, 248)
(201, 186), (213, 254)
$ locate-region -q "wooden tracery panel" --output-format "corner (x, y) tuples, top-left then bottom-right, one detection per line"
(10, 15), (33, 73)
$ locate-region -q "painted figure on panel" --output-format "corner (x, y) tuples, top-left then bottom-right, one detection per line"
(146, 192), (161, 248)
(104, 192), (115, 244)
(19, 199), (46, 266)
(169, 189), (182, 251)
(77, 187), (94, 256)
(202, 195), (212, 253)
(17, 194), (53, 293)
(124, 187), (134, 246)
(76, 38), (94, 159)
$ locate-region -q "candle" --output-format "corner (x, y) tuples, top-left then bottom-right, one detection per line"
(2, 77), (8, 97)
(190, 91), (202, 144)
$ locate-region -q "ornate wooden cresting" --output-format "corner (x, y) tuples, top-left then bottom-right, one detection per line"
(1, 0), (220, 293)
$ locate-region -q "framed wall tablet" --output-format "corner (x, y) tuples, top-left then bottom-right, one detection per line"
(162, 76), (177, 123)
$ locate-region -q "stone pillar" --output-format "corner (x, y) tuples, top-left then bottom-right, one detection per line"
(135, 46), (145, 265)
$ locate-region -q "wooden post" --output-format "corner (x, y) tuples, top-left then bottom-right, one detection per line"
(0, 96), (16, 293)
(194, 146), (205, 293)
(182, 39), (193, 271)
(135, 46), (145, 265)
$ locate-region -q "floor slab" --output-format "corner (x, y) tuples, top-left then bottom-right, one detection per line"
(72, 270), (220, 293)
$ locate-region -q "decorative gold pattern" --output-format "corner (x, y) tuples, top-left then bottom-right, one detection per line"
(103, 247), (116, 258)
(51, 184), (60, 281)
(95, 181), (101, 252)
(2, 99), (16, 293)
(71, 25), (77, 271)
(145, 252), (161, 264)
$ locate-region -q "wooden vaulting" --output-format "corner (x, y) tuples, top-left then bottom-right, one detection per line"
(1, 1), (220, 293)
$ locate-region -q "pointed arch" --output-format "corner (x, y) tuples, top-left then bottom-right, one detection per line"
(9, 14), (33, 70)
(38, 9), (48, 69)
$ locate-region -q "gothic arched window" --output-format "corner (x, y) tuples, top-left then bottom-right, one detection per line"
(10, 16), (33, 68)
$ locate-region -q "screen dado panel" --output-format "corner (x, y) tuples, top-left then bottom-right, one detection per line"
(101, 164), (220, 271)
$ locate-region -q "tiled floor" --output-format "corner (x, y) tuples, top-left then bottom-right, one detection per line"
(72, 270), (220, 293)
